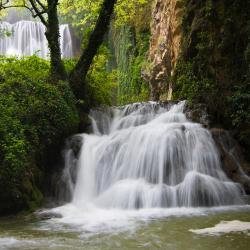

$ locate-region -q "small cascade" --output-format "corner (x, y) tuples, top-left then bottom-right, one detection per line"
(0, 20), (73, 59)
(62, 101), (245, 210)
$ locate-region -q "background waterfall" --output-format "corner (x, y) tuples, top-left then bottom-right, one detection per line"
(0, 20), (73, 59)
(62, 101), (244, 210)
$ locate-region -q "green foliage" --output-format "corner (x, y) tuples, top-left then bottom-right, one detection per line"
(118, 82), (150, 105)
(59, 0), (152, 106)
(0, 56), (50, 82)
(0, 56), (79, 214)
(173, 60), (215, 103)
(173, 61), (198, 100)
(59, 0), (152, 30)
(87, 46), (118, 106)
(228, 83), (250, 128)
(114, 0), (151, 28)
(63, 47), (117, 106)
(112, 0), (152, 105)
(59, 0), (102, 31)
(113, 27), (150, 105)
(227, 83), (250, 155)
(59, 0), (102, 47)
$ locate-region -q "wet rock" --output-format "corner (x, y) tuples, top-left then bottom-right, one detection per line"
(35, 210), (62, 220)
(183, 102), (211, 127)
(67, 135), (83, 159)
(89, 107), (113, 134)
(242, 195), (250, 205)
(44, 135), (82, 205)
(211, 128), (250, 194)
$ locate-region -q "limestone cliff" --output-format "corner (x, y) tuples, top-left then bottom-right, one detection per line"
(143, 0), (183, 100)
(143, 0), (250, 193)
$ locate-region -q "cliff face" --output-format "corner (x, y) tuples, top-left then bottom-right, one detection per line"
(144, 0), (250, 192)
(144, 0), (183, 100)
(177, 0), (250, 155)
(146, 0), (250, 154)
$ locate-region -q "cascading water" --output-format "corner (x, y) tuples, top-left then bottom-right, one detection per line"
(0, 20), (73, 58)
(61, 101), (244, 212)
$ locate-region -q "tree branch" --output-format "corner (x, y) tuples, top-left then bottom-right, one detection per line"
(69, 0), (117, 100)
(0, 0), (48, 26)
(0, 0), (10, 10)
(1, 3), (33, 17)
(29, 0), (47, 26)
(36, 0), (46, 11)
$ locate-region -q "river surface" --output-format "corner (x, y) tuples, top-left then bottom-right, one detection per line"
(0, 206), (250, 250)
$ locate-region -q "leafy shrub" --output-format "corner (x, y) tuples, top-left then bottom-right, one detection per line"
(0, 56), (79, 214)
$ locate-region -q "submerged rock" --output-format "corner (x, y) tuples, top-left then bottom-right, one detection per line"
(35, 210), (63, 220)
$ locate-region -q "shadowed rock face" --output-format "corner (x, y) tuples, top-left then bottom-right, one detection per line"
(183, 103), (250, 195)
(184, 104), (250, 194)
(211, 128), (250, 194)
(183, 102), (250, 194)
(143, 0), (183, 100)
(184, 103), (211, 128)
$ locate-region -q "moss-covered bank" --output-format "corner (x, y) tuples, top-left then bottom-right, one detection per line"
(0, 56), (79, 215)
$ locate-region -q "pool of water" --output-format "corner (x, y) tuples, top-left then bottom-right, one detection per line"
(0, 206), (250, 250)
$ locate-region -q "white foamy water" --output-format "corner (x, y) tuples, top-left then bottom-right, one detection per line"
(190, 220), (250, 235)
(0, 237), (37, 250)
(49, 101), (246, 232)
(42, 205), (250, 236)
(0, 20), (73, 59)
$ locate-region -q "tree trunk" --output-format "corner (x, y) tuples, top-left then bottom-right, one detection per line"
(45, 0), (67, 82)
(69, 0), (117, 100)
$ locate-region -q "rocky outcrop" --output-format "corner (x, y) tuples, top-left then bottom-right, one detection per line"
(143, 0), (183, 100)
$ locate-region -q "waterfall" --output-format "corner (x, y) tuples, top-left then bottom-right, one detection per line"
(0, 20), (73, 59)
(62, 101), (244, 210)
